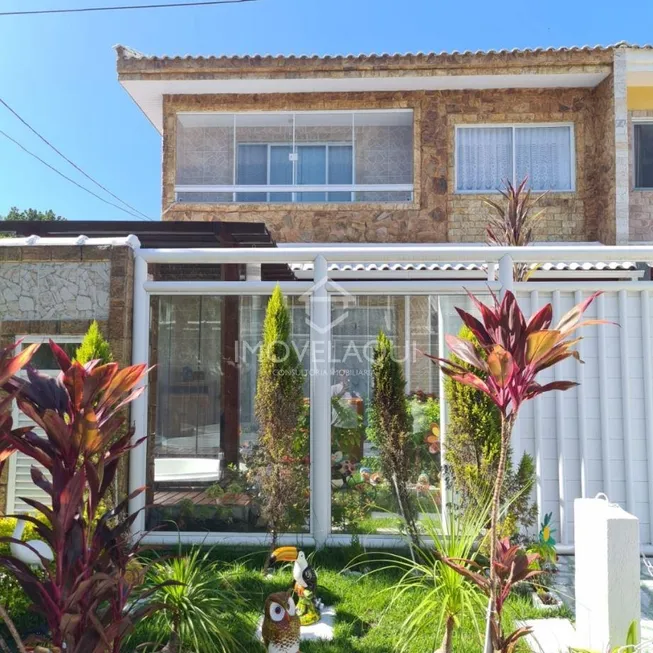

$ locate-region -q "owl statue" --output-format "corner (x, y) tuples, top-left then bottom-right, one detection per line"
(262, 591), (301, 653)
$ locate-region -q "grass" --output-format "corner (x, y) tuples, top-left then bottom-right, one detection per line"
(122, 545), (569, 653)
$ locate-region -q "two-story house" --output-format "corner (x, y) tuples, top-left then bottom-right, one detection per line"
(6, 42), (653, 550)
(116, 41), (653, 245)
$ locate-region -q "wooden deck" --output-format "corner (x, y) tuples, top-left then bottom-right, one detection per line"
(154, 489), (214, 506)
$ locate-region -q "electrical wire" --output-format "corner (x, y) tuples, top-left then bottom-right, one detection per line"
(0, 97), (154, 221)
(0, 129), (153, 220)
(0, 0), (257, 16)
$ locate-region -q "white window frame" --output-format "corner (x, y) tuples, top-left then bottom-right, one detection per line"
(454, 122), (576, 194)
(6, 335), (83, 514)
(633, 118), (653, 191)
(175, 109), (414, 203)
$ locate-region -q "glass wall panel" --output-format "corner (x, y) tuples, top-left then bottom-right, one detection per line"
(353, 111), (413, 202)
(149, 294), (310, 533)
(176, 114), (234, 203)
(175, 110), (413, 203)
(330, 295), (440, 535)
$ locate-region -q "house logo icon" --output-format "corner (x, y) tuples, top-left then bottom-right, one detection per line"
(299, 276), (357, 334)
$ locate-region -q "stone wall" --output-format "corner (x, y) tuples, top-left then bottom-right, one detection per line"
(586, 76), (617, 244)
(0, 245), (134, 514)
(161, 85), (616, 243)
(0, 261), (110, 320)
(629, 110), (653, 241)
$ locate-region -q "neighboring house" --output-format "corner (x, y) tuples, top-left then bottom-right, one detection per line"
(116, 41), (653, 245)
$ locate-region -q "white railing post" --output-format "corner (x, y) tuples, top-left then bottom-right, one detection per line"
(498, 254), (514, 298)
(438, 296), (449, 533)
(310, 255), (331, 548)
(129, 254), (149, 536)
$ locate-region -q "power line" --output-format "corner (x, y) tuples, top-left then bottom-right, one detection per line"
(0, 129), (153, 221)
(0, 0), (257, 16)
(0, 97), (154, 221)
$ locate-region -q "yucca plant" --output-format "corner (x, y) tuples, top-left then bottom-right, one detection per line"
(484, 177), (547, 282)
(362, 497), (491, 653)
(426, 289), (607, 653)
(0, 340), (165, 653)
(140, 547), (249, 653)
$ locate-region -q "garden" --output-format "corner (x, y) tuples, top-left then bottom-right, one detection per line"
(0, 276), (601, 653)
(0, 183), (630, 652)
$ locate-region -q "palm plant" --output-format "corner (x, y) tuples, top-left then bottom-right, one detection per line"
(141, 546), (249, 653)
(484, 177), (547, 282)
(360, 498), (491, 653)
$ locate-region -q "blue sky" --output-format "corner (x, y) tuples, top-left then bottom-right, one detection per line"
(1, 0), (652, 222)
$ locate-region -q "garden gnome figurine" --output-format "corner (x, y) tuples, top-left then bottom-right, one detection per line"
(262, 591), (300, 653)
(268, 547), (321, 625)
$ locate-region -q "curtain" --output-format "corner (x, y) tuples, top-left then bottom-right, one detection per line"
(328, 145), (353, 202)
(236, 144), (267, 202)
(456, 127), (512, 191)
(269, 145), (293, 202)
(515, 126), (572, 191)
(297, 145), (327, 202)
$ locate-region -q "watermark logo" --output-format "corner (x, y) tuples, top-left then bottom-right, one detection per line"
(299, 275), (357, 334)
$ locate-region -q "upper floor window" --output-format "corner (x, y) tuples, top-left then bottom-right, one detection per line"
(175, 110), (414, 204)
(455, 124), (574, 193)
(635, 123), (653, 189)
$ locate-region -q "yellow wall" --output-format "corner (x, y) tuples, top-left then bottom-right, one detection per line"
(628, 87), (653, 110)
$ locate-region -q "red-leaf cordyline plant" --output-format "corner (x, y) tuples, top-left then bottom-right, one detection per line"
(440, 538), (543, 652)
(485, 177), (547, 282)
(426, 289), (606, 652)
(0, 340), (164, 653)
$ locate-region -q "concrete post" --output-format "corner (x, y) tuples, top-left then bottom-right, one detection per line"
(574, 497), (640, 649)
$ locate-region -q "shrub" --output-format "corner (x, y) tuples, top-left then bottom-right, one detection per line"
(254, 286), (307, 551)
(0, 341), (160, 652)
(74, 320), (113, 365)
(139, 547), (250, 653)
(445, 324), (537, 537)
(370, 331), (420, 548)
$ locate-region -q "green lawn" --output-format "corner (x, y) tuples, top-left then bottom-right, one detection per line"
(123, 545), (571, 653)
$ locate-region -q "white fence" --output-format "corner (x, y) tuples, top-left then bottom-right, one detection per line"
(507, 284), (653, 548)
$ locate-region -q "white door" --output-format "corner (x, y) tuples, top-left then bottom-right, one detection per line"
(6, 336), (81, 514)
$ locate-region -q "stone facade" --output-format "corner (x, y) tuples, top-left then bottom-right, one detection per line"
(629, 109), (653, 241)
(161, 85), (615, 244)
(0, 245), (134, 514)
(0, 262), (110, 320)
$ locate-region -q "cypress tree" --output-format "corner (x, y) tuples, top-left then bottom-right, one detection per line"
(255, 286), (305, 550)
(75, 320), (113, 365)
(370, 331), (420, 548)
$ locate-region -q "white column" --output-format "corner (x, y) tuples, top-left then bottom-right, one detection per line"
(438, 296), (449, 531)
(129, 254), (150, 536)
(498, 254), (514, 298)
(613, 49), (630, 245)
(310, 255), (331, 548)
(574, 497), (640, 650)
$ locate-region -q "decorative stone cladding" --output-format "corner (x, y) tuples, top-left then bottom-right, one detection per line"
(161, 84), (615, 244)
(0, 262), (110, 320)
(629, 109), (653, 241)
(0, 245), (134, 513)
(586, 76), (618, 244)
